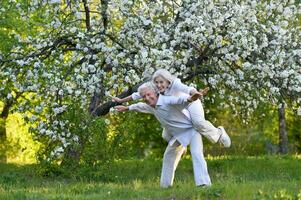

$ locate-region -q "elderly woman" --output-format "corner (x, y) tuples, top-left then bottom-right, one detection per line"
(113, 69), (231, 148)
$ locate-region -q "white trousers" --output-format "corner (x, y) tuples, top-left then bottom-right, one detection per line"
(161, 99), (221, 143)
(187, 99), (221, 143)
(160, 133), (211, 188)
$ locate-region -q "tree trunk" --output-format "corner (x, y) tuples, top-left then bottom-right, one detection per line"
(0, 118), (7, 163)
(0, 101), (11, 163)
(60, 146), (81, 167)
(279, 103), (288, 154)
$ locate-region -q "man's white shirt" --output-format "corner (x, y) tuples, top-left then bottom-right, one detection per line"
(128, 94), (197, 147)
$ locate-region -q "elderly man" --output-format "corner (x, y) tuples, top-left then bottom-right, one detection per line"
(115, 82), (212, 187)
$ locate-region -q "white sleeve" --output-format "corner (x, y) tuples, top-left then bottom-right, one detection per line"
(128, 102), (153, 114)
(131, 92), (142, 100)
(172, 78), (197, 94)
(162, 95), (190, 106)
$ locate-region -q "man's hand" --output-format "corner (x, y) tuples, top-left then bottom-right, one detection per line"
(114, 105), (128, 112)
(188, 92), (201, 102)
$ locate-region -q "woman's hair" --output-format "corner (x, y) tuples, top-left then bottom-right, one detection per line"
(152, 69), (175, 84)
(137, 82), (157, 96)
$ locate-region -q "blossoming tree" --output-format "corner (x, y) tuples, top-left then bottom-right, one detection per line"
(0, 0), (300, 161)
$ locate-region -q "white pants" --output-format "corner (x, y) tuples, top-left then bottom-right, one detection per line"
(187, 99), (221, 143)
(160, 133), (211, 188)
(161, 99), (221, 143)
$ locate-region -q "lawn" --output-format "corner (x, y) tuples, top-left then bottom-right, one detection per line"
(0, 155), (300, 200)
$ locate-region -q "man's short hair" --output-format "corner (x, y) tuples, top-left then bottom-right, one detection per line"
(138, 82), (157, 96)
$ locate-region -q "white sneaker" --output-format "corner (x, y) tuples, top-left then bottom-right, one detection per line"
(218, 126), (231, 147)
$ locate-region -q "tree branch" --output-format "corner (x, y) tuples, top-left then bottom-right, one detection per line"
(92, 49), (215, 117)
(82, 0), (91, 31)
(91, 80), (148, 116)
(101, 0), (109, 30)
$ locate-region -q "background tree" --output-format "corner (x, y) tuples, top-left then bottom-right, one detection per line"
(0, 0), (43, 162)
(0, 0), (300, 164)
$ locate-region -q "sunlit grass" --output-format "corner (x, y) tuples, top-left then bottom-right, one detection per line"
(293, 154), (301, 160)
(0, 155), (300, 199)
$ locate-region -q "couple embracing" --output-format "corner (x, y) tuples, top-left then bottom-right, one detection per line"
(113, 69), (231, 188)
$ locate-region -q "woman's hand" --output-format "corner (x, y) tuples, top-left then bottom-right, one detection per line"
(188, 87), (210, 102)
(200, 87), (209, 96)
(112, 96), (123, 103)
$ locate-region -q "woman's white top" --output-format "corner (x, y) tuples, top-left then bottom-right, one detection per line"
(131, 78), (197, 100)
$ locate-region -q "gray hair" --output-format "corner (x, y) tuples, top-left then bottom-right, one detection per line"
(152, 69), (176, 84)
(137, 82), (157, 96)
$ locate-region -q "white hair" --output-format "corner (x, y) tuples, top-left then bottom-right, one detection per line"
(137, 82), (157, 96)
(152, 69), (176, 84)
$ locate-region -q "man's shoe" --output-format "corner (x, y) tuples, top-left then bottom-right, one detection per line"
(218, 126), (231, 148)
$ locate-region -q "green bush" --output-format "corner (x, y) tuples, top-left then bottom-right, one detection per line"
(36, 103), (110, 175)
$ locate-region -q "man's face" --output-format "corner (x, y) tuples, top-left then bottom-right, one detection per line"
(154, 76), (170, 93)
(141, 89), (158, 107)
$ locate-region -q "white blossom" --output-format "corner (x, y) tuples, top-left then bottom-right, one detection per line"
(298, 107), (301, 116)
(70, 27), (77, 33)
(1, 0), (300, 155)
(50, 0), (61, 4)
(7, 93), (12, 99)
(105, 119), (110, 125)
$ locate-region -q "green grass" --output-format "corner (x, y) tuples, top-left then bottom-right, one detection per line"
(0, 155), (301, 200)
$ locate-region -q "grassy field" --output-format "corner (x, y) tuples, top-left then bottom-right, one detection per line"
(0, 155), (300, 200)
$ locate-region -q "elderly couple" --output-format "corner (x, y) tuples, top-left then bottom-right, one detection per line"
(114, 69), (231, 188)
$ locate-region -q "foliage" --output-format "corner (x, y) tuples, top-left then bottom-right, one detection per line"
(35, 103), (110, 170)
(35, 107), (166, 175)
(0, 0), (300, 164)
(0, 118), (5, 161)
(287, 108), (301, 152)
(6, 113), (40, 163)
(201, 93), (301, 154)
(0, 1), (32, 54)
(108, 111), (165, 158)
(254, 189), (301, 200)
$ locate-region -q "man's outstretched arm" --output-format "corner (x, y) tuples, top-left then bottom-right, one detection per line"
(111, 91), (142, 103)
(114, 105), (129, 112)
(115, 102), (153, 114)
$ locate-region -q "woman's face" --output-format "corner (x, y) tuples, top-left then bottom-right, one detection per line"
(154, 76), (170, 93)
